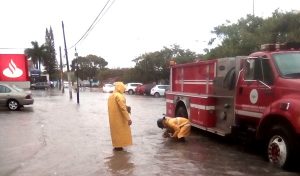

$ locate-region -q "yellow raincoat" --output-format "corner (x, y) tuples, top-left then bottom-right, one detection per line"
(108, 82), (132, 147)
(164, 117), (191, 139)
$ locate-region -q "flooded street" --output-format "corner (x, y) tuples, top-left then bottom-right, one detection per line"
(0, 89), (299, 176)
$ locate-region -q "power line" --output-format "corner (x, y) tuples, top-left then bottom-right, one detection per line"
(0, 47), (27, 50)
(83, 0), (116, 41)
(69, 0), (113, 50)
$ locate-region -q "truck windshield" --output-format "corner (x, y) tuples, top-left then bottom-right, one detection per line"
(273, 52), (300, 78)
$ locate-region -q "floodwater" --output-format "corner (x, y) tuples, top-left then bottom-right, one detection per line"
(0, 88), (299, 176)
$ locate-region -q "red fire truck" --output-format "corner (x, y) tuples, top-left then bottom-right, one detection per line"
(166, 42), (300, 169)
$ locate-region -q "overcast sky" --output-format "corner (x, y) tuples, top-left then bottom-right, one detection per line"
(0, 0), (299, 68)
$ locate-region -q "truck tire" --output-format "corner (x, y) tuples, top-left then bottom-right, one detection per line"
(266, 125), (295, 169)
(175, 106), (188, 118)
(7, 99), (20, 111)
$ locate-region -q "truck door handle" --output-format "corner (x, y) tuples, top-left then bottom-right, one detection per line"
(264, 89), (272, 96)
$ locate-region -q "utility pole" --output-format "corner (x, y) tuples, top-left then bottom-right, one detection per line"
(59, 46), (64, 92)
(75, 48), (80, 104)
(62, 21), (72, 99)
(252, 0), (255, 17)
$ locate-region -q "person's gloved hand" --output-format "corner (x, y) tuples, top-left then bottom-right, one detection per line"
(128, 119), (132, 126)
(126, 106), (131, 114)
(162, 131), (170, 138)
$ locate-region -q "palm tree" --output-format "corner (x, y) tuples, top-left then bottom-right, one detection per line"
(25, 41), (47, 70)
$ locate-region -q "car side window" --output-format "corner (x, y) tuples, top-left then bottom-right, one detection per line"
(0, 85), (11, 93)
(0, 86), (4, 93)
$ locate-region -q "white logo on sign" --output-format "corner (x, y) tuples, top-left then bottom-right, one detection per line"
(250, 89), (258, 104)
(2, 59), (23, 78)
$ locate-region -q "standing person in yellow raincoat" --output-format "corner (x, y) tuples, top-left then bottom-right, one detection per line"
(157, 116), (191, 141)
(108, 82), (132, 151)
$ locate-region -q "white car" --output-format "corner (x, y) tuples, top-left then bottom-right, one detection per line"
(102, 83), (115, 93)
(125, 83), (142, 95)
(150, 85), (170, 97)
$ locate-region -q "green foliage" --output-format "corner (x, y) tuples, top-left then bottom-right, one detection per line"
(24, 41), (47, 70)
(131, 45), (200, 83)
(205, 11), (300, 58)
(96, 68), (127, 83)
(71, 54), (108, 81)
(25, 27), (59, 81)
(44, 27), (59, 80)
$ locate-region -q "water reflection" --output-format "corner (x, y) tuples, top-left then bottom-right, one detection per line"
(105, 150), (135, 175)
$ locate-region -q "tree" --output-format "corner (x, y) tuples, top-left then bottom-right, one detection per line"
(44, 27), (59, 80)
(71, 54), (108, 80)
(205, 10), (300, 58)
(131, 45), (200, 83)
(24, 41), (47, 70)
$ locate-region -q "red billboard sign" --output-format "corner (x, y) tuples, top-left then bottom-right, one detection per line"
(0, 54), (29, 81)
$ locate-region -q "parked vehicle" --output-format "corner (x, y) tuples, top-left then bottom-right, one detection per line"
(30, 82), (50, 90)
(125, 83), (142, 95)
(150, 85), (169, 97)
(144, 83), (156, 95)
(64, 81), (71, 88)
(102, 83), (115, 93)
(81, 80), (90, 87)
(91, 81), (100, 87)
(135, 84), (144, 95)
(135, 83), (156, 95)
(0, 83), (34, 110)
(165, 42), (300, 169)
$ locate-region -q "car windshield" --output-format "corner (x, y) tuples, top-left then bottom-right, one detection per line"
(273, 52), (300, 78)
(12, 85), (24, 92)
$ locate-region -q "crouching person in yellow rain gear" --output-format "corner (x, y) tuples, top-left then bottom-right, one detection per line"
(108, 82), (132, 151)
(157, 116), (191, 141)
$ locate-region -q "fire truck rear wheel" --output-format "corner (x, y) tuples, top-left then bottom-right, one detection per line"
(267, 125), (295, 169)
(176, 106), (188, 118)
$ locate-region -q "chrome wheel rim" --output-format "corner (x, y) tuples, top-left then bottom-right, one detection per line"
(268, 135), (287, 167)
(8, 101), (18, 110)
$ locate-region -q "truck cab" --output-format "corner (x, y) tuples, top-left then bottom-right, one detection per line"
(235, 43), (300, 169)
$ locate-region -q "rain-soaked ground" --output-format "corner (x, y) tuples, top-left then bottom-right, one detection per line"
(0, 88), (299, 176)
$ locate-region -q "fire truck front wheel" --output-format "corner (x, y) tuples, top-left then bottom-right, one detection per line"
(267, 125), (295, 169)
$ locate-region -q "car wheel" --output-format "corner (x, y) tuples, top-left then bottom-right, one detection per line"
(128, 90), (134, 95)
(7, 99), (20, 111)
(154, 92), (160, 97)
(266, 125), (295, 169)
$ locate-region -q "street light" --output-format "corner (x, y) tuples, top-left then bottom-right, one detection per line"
(75, 48), (80, 104)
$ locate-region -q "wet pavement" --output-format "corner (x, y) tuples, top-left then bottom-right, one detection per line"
(0, 88), (299, 176)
